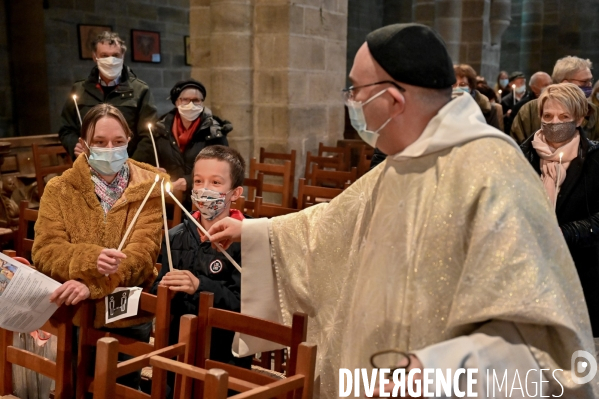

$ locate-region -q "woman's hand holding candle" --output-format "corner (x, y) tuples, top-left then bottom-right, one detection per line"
(97, 248), (127, 275)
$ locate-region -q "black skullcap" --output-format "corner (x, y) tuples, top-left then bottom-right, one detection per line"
(508, 71), (526, 82)
(169, 79), (207, 105)
(365, 23), (456, 89)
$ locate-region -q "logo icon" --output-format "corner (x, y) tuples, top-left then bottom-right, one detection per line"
(571, 350), (598, 384)
(210, 259), (223, 274)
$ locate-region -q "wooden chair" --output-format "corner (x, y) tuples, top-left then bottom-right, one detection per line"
(0, 255), (79, 399)
(92, 314), (198, 399)
(149, 342), (317, 399)
(16, 200), (37, 262)
(248, 159), (293, 208)
(259, 147), (297, 187)
(310, 165), (357, 189)
(303, 152), (343, 182)
(194, 292), (308, 396)
(76, 285), (175, 398)
(357, 145), (375, 177)
(253, 197), (297, 218)
(297, 178), (344, 209)
(243, 173), (264, 202)
(32, 144), (73, 198)
(318, 143), (350, 171)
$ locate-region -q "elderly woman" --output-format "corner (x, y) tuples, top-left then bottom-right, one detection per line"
(521, 83), (599, 341)
(32, 103), (163, 388)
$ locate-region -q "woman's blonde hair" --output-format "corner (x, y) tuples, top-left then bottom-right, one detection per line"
(538, 83), (588, 121)
(81, 104), (133, 142)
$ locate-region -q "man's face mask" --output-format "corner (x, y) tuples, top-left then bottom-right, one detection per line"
(84, 141), (129, 175)
(96, 56), (123, 81)
(580, 85), (593, 98)
(345, 89), (392, 148)
(515, 84), (526, 95)
(191, 188), (232, 221)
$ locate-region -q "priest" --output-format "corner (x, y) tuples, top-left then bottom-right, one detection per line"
(209, 24), (597, 398)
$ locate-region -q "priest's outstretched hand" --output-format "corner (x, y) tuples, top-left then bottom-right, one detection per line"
(208, 217), (242, 250)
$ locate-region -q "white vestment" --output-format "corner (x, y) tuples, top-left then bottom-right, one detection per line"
(236, 95), (598, 398)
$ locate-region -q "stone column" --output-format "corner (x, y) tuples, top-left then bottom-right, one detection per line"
(191, 0), (348, 183)
(210, 0), (254, 160)
(481, 0), (511, 81)
(412, 0), (436, 27)
(434, 0), (462, 63)
(519, 0), (543, 76)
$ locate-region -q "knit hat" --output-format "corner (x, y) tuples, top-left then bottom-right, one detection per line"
(169, 79), (207, 104)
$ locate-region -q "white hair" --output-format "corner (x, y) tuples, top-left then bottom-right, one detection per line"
(552, 56), (592, 83)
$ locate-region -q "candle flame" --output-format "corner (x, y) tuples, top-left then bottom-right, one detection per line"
(559, 152), (563, 160)
(165, 182), (171, 193)
(498, 89), (502, 94)
(73, 95), (77, 100)
(512, 84), (516, 88)
(154, 174), (160, 182)
(148, 123), (152, 129)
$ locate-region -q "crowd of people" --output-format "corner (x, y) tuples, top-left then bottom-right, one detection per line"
(23, 24), (599, 398)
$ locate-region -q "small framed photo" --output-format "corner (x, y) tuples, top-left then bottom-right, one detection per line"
(131, 29), (161, 63)
(78, 24), (112, 60)
(184, 36), (191, 66)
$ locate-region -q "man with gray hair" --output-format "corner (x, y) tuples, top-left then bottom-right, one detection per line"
(58, 31), (158, 163)
(511, 56), (598, 143)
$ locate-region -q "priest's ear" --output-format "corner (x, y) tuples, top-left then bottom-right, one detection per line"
(387, 85), (406, 117)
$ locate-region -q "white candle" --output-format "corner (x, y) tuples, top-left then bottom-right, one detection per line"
(165, 182), (242, 273)
(117, 174), (160, 251)
(512, 84), (516, 106)
(73, 95), (83, 125)
(148, 123), (160, 168)
(160, 179), (174, 272)
(555, 152), (563, 205)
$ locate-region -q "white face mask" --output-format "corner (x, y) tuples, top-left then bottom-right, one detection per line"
(177, 102), (204, 122)
(515, 85), (526, 95)
(96, 56), (123, 81)
(345, 89), (392, 148)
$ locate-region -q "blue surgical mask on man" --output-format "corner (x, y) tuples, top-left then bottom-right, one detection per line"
(580, 86), (593, 98)
(345, 89), (392, 148)
(84, 142), (129, 175)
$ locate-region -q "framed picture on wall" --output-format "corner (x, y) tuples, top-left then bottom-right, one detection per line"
(131, 29), (161, 63)
(184, 36), (191, 66)
(78, 24), (112, 60)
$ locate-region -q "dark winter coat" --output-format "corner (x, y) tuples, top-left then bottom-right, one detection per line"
(154, 108), (231, 195)
(59, 65), (158, 163)
(521, 131), (599, 336)
(150, 213), (251, 368)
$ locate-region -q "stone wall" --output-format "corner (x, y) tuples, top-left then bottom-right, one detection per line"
(0, 0), (13, 138)
(500, 0), (599, 80)
(43, 0), (191, 133)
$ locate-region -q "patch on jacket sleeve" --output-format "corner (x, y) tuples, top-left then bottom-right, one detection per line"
(209, 259), (223, 274)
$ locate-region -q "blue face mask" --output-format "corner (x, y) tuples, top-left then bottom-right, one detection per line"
(85, 143), (129, 175)
(499, 78), (509, 88)
(580, 86), (593, 98)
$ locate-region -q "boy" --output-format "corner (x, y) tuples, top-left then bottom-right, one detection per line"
(151, 145), (251, 373)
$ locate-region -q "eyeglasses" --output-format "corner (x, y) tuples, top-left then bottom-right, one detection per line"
(567, 78), (594, 87)
(178, 98), (204, 106)
(370, 349), (411, 374)
(342, 81), (405, 102)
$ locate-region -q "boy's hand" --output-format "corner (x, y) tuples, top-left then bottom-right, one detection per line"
(160, 270), (199, 295)
(97, 248), (127, 275)
(208, 217), (242, 250)
(50, 280), (90, 306)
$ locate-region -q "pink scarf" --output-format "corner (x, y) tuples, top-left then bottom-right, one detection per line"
(531, 130), (580, 208)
